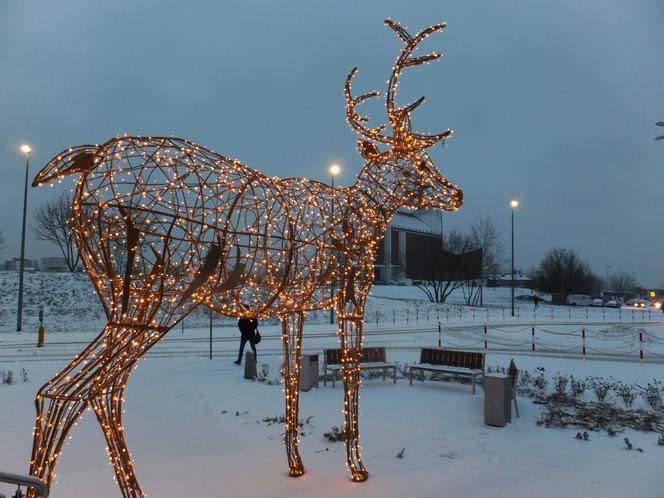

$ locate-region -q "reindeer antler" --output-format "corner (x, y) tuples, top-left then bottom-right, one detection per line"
(384, 19), (452, 148)
(344, 68), (392, 144)
(344, 20), (452, 152)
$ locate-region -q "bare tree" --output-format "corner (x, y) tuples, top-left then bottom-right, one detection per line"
(608, 272), (639, 298)
(462, 217), (504, 306)
(533, 248), (598, 304)
(0, 229), (5, 249)
(32, 193), (80, 271)
(411, 230), (481, 303)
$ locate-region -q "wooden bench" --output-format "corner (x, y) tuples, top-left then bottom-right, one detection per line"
(323, 347), (397, 387)
(409, 348), (485, 394)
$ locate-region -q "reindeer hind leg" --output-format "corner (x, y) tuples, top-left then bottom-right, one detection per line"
(91, 368), (145, 498)
(28, 384), (90, 497)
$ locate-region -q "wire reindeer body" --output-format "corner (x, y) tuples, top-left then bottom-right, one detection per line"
(27, 20), (462, 497)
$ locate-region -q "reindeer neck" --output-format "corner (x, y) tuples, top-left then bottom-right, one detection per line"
(347, 160), (407, 233)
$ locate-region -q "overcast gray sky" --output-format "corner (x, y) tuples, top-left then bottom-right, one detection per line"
(1, 0), (663, 286)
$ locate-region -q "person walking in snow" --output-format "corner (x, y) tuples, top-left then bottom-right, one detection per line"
(533, 295), (540, 310)
(234, 316), (259, 365)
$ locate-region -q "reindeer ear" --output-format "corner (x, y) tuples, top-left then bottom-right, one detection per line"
(357, 140), (381, 161)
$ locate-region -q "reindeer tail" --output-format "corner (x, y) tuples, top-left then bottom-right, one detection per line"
(32, 144), (98, 187)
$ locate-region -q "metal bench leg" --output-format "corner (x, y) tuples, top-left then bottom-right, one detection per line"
(513, 389), (520, 417)
(409, 368), (413, 385)
(393, 366), (397, 384)
(383, 368), (386, 382)
(323, 368), (327, 387)
(421, 370), (424, 383)
(332, 370), (336, 389)
(472, 375), (476, 394)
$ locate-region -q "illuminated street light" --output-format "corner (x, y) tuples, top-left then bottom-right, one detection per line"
(329, 163), (341, 324)
(510, 199), (519, 317)
(329, 163), (341, 177)
(17, 144), (32, 331)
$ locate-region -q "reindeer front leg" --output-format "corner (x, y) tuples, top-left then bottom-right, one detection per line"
(281, 313), (305, 477)
(335, 262), (371, 482)
(337, 312), (369, 481)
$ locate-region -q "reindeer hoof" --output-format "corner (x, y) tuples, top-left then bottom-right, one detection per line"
(351, 469), (369, 482)
(289, 467), (305, 478)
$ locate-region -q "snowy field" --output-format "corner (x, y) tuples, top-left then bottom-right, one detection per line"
(1, 275), (663, 497)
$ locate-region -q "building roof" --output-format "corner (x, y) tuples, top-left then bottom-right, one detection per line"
(389, 210), (439, 234)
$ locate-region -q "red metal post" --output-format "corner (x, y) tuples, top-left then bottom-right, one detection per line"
(484, 323), (488, 350)
(582, 328), (586, 356)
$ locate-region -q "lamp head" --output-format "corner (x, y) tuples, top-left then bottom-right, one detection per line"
(329, 164), (341, 176)
(510, 200), (519, 209)
(21, 144), (32, 155)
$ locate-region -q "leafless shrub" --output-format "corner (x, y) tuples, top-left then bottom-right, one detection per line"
(588, 376), (612, 402)
(639, 380), (663, 411)
(615, 382), (637, 408)
(533, 367), (547, 391)
(518, 370), (532, 388)
(323, 426), (347, 442)
(570, 376), (586, 398)
(554, 374), (569, 395)
(1, 370), (15, 385)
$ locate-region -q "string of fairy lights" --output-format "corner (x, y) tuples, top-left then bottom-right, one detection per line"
(26, 19), (462, 497)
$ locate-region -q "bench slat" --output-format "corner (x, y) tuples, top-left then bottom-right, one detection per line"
(325, 347), (387, 365)
(419, 348), (485, 370)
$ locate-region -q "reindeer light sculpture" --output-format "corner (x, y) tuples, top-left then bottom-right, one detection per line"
(27, 19), (462, 497)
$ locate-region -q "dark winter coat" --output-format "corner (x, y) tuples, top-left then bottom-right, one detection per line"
(238, 317), (258, 339)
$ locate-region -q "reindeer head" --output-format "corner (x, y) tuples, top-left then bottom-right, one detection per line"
(345, 20), (463, 212)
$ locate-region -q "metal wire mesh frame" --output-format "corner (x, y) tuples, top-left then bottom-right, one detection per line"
(26, 19), (462, 497)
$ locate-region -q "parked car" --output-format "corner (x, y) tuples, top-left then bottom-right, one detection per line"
(591, 298), (604, 307)
(605, 300), (620, 308)
(566, 294), (592, 306)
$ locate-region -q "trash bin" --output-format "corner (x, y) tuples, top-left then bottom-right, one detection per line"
(300, 354), (320, 391)
(244, 352), (257, 380)
(484, 374), (511, 427)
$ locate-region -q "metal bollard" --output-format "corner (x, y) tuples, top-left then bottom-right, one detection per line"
(37, 306), (45, 347)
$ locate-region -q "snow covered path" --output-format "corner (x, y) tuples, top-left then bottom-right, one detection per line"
(2, 318), (663, 365)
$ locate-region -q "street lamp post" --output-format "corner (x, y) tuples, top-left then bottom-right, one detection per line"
(17, 144), (32, 332)
(329, 164), (340, 324)
(605, 265), (611, 294)
(510, 200), (519, 317)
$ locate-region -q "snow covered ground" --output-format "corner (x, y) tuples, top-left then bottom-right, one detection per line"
(1, 353), (662, 497)
(1, 275), (663, 497)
